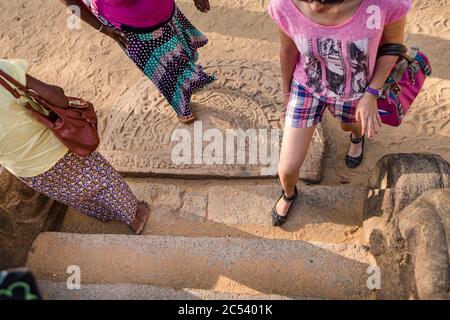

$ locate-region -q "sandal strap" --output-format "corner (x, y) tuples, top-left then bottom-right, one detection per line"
(346, 154), (362, 163)
(350, 134), (365, 144)
(282, 186), (298, 202)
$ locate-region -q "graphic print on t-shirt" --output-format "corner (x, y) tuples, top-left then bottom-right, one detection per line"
(295, 36), (371, 98)
(348, 39), (370, 97)
(317, 38), (346, 97)
(295, 36), (323, 93)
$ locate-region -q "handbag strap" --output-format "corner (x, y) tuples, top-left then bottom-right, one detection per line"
(378, 43), (414, 63)
(0, 69), (46, 115)
(0, 69), (30, 96)
(0, 69), (23, 99)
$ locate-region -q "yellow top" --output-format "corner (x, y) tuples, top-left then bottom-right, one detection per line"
(0, 59), (68, 177)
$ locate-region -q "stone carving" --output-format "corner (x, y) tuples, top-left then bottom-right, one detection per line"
(364, 153), (450, 224)
(0, 167), (67, 269)
(363, 153), (450, 299)
(100, 60), (326, 182)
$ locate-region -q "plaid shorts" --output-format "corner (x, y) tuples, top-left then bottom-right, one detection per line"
(285, 80), (359, 128)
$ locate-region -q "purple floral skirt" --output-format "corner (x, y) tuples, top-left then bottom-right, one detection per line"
(20, 152), (138, 226)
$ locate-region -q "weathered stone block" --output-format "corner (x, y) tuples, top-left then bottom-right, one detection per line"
(179, 192), (208, 220)
(365, 153), (450, 221)
(363, 154), (450, 300)
(0, 167), (67, 269)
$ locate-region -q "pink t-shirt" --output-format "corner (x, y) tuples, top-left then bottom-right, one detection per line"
(91, 0), (175, 29)
(268, 0), (412, 101)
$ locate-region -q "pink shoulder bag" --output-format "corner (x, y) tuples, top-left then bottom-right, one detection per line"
(376, 43), (432, 127)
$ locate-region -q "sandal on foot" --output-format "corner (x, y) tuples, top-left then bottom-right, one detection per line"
(345, 134), (365, 169)
(271, 186), (298, 227)
(178, 114), (196, 124)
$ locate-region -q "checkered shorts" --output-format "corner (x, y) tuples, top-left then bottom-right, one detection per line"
(285, 80), (359, 128)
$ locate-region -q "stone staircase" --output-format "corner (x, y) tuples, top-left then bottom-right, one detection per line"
(25, 179), (376, 300)
(22, 54), (378, 300)
(5, 0), (448, 301)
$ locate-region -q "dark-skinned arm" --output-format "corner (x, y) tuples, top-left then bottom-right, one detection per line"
(59, 0), (128, 49)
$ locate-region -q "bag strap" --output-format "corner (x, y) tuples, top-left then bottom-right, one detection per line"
(0, 69), (29, 95)
(378, 43), (414, 63)
(0, 69), (47, 115)
(0, 70), (22, 99)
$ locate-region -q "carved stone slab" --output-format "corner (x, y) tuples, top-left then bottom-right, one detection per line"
(100, 60), (325, 182)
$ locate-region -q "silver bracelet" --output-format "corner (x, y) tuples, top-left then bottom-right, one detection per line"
(97, 23), (104, 33)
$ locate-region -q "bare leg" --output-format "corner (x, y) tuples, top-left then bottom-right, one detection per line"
(276, 126), (316, 216)
(341, 122), (363, 158)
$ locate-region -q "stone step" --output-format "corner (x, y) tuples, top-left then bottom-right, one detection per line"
(38, 281), (305, 300)
(27, 233), (374, 300)
(61, 180), (367, 244)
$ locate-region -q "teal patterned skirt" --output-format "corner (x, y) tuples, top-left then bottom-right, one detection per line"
(100, 6), (216, 118)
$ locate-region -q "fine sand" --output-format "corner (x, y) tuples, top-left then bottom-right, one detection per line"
(1, 0), (449, 186)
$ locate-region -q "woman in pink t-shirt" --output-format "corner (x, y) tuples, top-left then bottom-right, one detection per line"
(268, 0), (412, 226)
(60, 0), (215, 123)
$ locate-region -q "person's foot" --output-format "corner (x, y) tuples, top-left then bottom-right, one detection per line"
(345, 134), (365, 168)
(130, 201), (150, 235)
(347, 138), (363, 158)
(178, 113), (196, 124)
(275, 191), (296, 217)
(272, 186), (298, 227)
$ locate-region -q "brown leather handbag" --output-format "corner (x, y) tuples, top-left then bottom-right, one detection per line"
(0, 69), (100, 156)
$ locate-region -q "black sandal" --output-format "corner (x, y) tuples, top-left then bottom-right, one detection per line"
(271, 186), (298, 227)
(345, 134), (365, 168)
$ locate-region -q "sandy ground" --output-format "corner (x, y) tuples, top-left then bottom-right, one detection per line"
(1, 0), (449, 187)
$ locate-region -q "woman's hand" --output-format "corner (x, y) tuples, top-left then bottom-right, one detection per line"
(194, 0), (210, 13)
(102, 26), (129, 50)
(355, 93), (382, 139)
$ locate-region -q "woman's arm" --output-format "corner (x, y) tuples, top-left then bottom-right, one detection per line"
(60, 0), (103, 31)
(356, 17), (407, 138)
(59, 0), (128, 49)
(369, 17), (407, 91)
(279, 28), (300, 106)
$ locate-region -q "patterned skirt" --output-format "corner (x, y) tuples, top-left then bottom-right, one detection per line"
(99, 6), (216, 118)
(20, 152), (138, 226)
